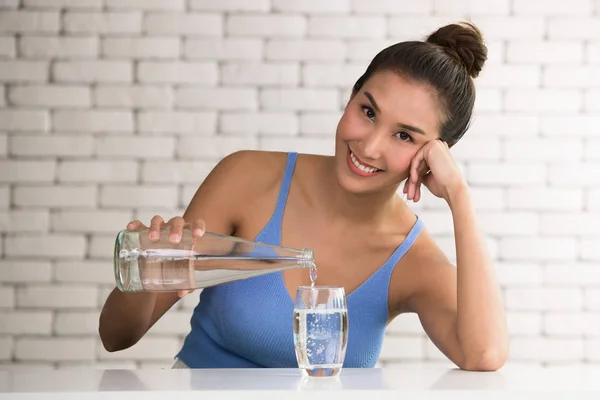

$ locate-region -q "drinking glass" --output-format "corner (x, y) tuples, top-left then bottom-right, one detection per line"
(293, 286), (348, 377)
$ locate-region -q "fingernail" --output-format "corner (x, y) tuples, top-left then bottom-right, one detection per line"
(193, 229), (203, 236)
(172, 234), (180, 242)
(150, 232), (158, 239)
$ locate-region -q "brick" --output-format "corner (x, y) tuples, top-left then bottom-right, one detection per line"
(14, 185), (96, 208)
(0, 311), (52, 334)
(0, 261), (51, 282)
(507, 312), (542, 336)
(548, 164), (600, 186)
(0, 161), (55, 183)
(24, 0), (102, 7)
(88, 235), (114, 260)
(589, 43), (600, 64)
(423, 339), (449, 361)
(9, 85), (91, 107)
(147, 311), (190, 335)
(507, 41), (584, 64)
(585, 91), (600, 112)
(53, 61), (132, 83)
(473, 89), (502, 112)
(144, 13), (222, 36)
(0, 133), (5, 155)
(101, 186), (178, 209)
(505, 288), (583, 311)
(16, 338), (95, 361)
(478, 212), (538, 236)
(58, 161), (137, 183)
(227, 15), (306, 37)
(54, 311), (101, 335)
(64, 12), (142, 34)
(137, 111), (216, 135)
(467, 163), (546, 186)
(540, 116), (600, 137)
(133, 209), (186, 225)
(353, 0), (432, 14)
(95, 136), (174, 159)
(586, 289), (600, 310)
(6, 234), (86, 258)
(176, 87), (257, 110)
(500, 237), (577, 261)
(436, 0), (508, 15)
(495, 262), (542, 286)
(98, 337), (180, 360)
(273, 0), (350, 13)
(510, 338), (583, 362)
(581, 238), (600, 261)
(259, 137), (333, 155)
(260, 89), (339, 111)
(0, 337), (11, 360)
(266, 39), (345, 61)
(137, 62), (217, 84)
(178, 289), (201, 310)
(544, 66), (600, 88)
(514, 0), (592, 14)
(0, 363), (53, 371)
(585, 339), (600, 360)
(53, 110), (133, 132)
(587, 189), (600, 210)
(189, 0), (269, 11)
(469, 16), (545, 39)
(18, 285), (97, 308)
(387, 16), (456, 40)
(485, 40), (505, 64)
(504, 138), (583, 162)
(415, 211), (453, 235)
(508, 188), (582, 211)
(505, 89), (582, 112)
(545, 263), (600, 286)
(308, 16), (385, 38)
(476, 65), (540, 88)
(0, 0), (18, 7)
(299, 112), (341, 136)
(0, 11), (59, 33)
(0, 61), (47, 82)
(380, 337), (424, 360)
(94, 85), (172, 109)
(52, 210), (131, 233)
(541, 213), (600, 235)
(54, 261), (114, 285)
(105, 0), (184, 10)
(185, 38), (262, 61)
(178, 137), (258, 160)
(102, 37), (180, 59)
(141, 161), (214, 184)
(549, 18), (600, 39)
(467, 114), (538, 138)
(302, 63), (366, 88)
(0, 287), (15, 309)
(386, 313), (424, 335)
(220, 112), (298, 136)
(0, 210), (49, 233)
(222, 63), (299, 86)
(0, 186), (8, 209)
(19, 36), (98, 59)
(10, 135), (93, 157)
(0, 36), (15, 57)
(450, 137), (501, 161)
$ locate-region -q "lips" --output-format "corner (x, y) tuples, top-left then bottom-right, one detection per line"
(346, 147), (383, 177)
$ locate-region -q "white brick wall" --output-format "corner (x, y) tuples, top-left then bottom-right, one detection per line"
(0, 0), (597, 371)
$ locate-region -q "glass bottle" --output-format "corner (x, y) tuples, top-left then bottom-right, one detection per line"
(114, 228), (315, 292)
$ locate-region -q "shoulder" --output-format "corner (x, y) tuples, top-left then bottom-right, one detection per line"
(388, 218), (456, 316)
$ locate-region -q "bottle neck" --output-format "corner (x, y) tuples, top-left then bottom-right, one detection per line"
(298, 248), (315, 268)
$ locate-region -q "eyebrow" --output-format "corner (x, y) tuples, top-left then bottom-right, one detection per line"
(363, 91), (427, 136)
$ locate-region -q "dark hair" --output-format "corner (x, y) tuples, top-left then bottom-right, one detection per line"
(351, 22), (487, 146)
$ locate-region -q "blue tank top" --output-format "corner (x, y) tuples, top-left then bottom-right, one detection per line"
(176, 152), (424, 368)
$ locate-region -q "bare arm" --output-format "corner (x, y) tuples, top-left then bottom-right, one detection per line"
(98, 151), (253, 352)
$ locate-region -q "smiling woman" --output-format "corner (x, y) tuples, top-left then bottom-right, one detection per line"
(99, 22), (509, 372)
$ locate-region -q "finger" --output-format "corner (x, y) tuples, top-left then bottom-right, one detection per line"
(127, 220), (147, 231)
(408, 149), (426, 200)
(168, 216), (186, 243)
(177, 290), (192, 298)
(415, 183), (422, 203)
(192, 219), (206, 237)
(149, 215), (165, 241)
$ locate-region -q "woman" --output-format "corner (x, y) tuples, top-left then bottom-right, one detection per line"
(99, 22), (509, 371)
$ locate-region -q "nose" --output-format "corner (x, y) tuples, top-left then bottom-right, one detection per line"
(358, 131), (384, 161)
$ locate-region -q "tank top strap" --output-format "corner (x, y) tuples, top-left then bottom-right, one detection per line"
(272, 152), (298, 221)
(383, 216), (425, 272)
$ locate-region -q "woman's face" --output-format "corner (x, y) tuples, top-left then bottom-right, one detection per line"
(334, 70), (442, 195)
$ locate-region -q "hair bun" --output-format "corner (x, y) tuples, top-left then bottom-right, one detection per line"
(426, 22), (487, 78)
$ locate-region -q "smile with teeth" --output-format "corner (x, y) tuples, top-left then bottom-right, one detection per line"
(350, 151), (382, 173)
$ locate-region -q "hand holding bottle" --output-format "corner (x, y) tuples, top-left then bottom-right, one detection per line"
(125, 215), (206, 298)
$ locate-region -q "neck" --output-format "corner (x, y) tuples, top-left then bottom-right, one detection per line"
(317, 157), (403, 226)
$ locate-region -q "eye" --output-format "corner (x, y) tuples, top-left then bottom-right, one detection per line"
(395, 131), (414, 142)
(361, 106), (375, 121)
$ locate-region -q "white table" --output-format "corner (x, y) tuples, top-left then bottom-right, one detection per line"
(2, 365), (600, 399)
